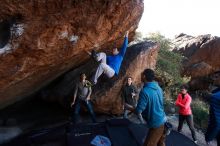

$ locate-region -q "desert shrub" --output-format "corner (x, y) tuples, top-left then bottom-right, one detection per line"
(191, 99), (209, 130)
(146, 32), (172, 50)
(164, 98), (177, 115)
(156, 48), (183, 84)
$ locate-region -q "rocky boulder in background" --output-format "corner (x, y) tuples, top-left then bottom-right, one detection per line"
(39, 41), (159, 114)
(0, 0), (144, 109)
(173, 33), (220, 90)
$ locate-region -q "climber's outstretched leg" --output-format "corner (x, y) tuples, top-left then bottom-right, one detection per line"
(92, 62), (115, 84)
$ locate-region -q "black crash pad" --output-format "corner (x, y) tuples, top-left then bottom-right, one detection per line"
(3, 119), (198, 146)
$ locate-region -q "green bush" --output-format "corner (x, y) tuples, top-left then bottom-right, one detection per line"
(146, 32), (172, 50)
(164, 99), (177, 115)
(144, 32), (184, 86)
(191, 99), (209, 130)
(157, 49), (183, 84)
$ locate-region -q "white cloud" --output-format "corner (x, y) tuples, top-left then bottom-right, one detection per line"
(138, 0), (220, 38)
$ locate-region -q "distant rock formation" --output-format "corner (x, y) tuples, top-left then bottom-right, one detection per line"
(173, 33), (220, 90)
(0, 0), (144, 109)
(39, 41), (159, 114)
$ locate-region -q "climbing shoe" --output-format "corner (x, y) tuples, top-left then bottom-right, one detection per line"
(91, 50), (98, 62)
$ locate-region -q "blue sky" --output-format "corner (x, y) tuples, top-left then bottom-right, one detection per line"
(137, 0), (220, 38)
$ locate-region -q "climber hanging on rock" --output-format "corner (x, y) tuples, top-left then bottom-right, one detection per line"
(86, 31), (129, 85)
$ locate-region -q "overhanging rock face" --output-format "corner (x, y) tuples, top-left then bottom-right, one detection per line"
(0, 0), (144, 109)
(40, 41), (159, 114)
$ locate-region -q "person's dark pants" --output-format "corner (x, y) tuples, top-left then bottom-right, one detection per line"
(123, 103), (144, 123)
(178, 115), (197, 141)
(144, 124), (166, 146)
(72, 99), (96, 123)
(123, 103), (135, 118)
(217, 132), (220, 146)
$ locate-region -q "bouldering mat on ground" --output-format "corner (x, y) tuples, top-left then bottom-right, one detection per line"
(3, 119), (198, 146)
(67, 122), (109, 146)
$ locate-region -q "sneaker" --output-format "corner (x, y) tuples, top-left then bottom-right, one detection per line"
(194, 140), (198, 144)
(164, 122), (173, 135)
(165, 129), (171, 135)
(91, 50), (98, 61)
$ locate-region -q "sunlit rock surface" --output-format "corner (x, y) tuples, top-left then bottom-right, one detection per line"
(173, 33), (220, 90)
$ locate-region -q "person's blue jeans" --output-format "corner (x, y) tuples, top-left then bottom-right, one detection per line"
(72, 99), (96, 123)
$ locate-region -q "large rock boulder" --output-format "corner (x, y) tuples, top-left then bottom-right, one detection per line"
(173, 33), (220, 90)
(0, 0), (144, 109)
(39, 41), (159, 114)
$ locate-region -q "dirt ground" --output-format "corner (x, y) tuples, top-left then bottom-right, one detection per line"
(166, 115), (217, 146)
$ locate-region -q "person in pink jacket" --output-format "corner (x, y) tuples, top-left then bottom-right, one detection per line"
(175, 85), (198, 144)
